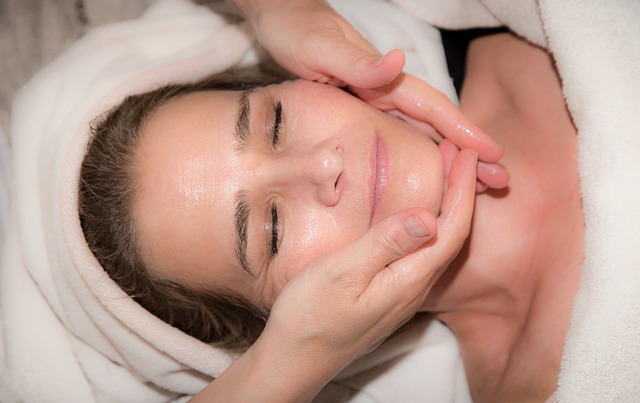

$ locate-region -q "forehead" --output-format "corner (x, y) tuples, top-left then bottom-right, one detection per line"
(132, 90), (249, 291)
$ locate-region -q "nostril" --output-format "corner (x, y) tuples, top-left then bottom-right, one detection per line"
(334, 172), (342, 189)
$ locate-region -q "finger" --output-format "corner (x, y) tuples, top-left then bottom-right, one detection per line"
(313, 74), (347, 87)
(476, 180), (489, 193)
(365, 49), (406, 87)
(357, 74), (504, 163)
(442, 140), (510, 192)
(437, 148), (478, 237)
(397, 76), (503, 163)
(438, 139), (459, 191)
(329, 208), (437, 280)
(308, 38), (405, 88)
(476, 161), (510, 190)
(387, 110), (443, 142)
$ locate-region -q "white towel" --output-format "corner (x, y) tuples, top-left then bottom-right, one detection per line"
(393, 0), (640, 401)
(1, 0), (469, 402)
(0, 124), (10, 254)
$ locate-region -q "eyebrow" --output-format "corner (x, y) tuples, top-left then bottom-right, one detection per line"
(233, 90), (253, 275)
(235, 89), (252, 151)
(234, 191), (252, 275)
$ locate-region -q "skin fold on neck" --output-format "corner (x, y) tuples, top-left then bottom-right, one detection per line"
(421, 33), (585, 402)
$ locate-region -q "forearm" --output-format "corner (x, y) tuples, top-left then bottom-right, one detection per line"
(190, 328), (346, 402)
(230, 0), (328, 27)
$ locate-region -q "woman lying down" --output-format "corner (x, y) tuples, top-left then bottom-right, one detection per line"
(79, 31), (583, 402)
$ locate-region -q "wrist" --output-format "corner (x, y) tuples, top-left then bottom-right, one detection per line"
(231, 0), (330, 29)
(247, 324), (347, 401)
(231, 0), (288, 23)
(191, 325), (348, 402)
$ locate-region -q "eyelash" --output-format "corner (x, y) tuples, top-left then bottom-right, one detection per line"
(270, 100), (282, 148)
(269, 203), (279, 257)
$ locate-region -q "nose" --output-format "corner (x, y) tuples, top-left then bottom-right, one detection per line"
(271, 145), (343, 206)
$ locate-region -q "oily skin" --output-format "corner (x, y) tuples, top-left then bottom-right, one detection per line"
(133, 80), (445, 309)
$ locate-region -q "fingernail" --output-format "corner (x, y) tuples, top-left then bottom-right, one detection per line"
(404, 215), (430, 238)
(374, 53), (388, 67)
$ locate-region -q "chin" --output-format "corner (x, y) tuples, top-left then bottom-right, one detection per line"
(387, 138), (444, 218)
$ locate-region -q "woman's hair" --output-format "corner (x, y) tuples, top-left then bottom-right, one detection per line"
(79, 65), (291, 352)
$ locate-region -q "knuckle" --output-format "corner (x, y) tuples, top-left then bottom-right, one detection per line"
(379, 229), (410, 258)
(394, 285), (422, 308)
(450, 217), (473, 244)
(303, 26), (340, 47)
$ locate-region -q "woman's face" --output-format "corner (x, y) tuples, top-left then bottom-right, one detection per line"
(134, 80), (444, 308)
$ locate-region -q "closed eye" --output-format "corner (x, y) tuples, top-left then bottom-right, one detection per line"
(271, 100), (282, 148)
(269, 203), (279, 257)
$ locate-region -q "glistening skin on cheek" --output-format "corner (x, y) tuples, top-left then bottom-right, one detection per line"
(133, 80), (445, 304)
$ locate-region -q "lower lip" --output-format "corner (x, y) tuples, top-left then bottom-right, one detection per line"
(371, 136), (389, 224)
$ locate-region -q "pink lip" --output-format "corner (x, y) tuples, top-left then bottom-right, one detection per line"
(370, 135), (389, 225)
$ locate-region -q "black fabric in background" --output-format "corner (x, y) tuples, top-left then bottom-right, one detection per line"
(440, 27), (508, 96)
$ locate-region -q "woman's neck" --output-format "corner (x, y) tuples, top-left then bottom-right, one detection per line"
(422, 33), (584, 402)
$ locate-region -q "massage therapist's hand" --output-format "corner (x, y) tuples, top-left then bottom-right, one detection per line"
(352, 72), (510, 191)
(231, 0), (404, 87)
(194, 149), (479, 403)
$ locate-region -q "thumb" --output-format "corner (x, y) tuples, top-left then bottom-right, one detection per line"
(310, 39), (405, 88)
(333, 208), (436, 280)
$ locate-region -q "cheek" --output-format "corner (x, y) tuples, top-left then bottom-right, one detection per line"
(273, 208), (365, 291)
(289, 86), (367, 132)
